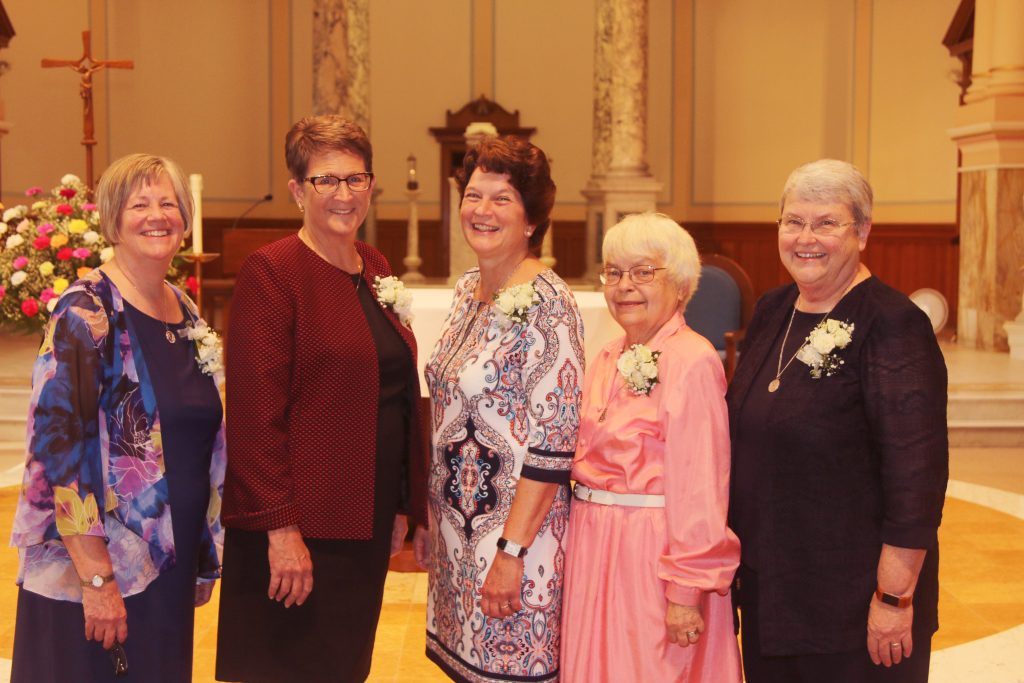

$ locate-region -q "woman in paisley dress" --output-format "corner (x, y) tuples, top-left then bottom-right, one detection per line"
(414, 136), (584, 683)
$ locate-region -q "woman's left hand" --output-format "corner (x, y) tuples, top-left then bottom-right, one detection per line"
(194, 581), (215, 607)
(666, 601), (705, 647)
(480, 552), (524, 619)
(867, 600), (914, 667)
(390, 514), (408, 558)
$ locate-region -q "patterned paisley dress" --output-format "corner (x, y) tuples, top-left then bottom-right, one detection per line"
(425, 268), (584, 683)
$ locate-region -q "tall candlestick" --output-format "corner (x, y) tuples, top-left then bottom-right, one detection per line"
(189, 173), (204, 254)
(406, 154), (418, 191)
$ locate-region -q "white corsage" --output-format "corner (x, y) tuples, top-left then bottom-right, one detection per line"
(617, 343), (661, 396)
(493, 281), (540, 329)
(186, 319), (224, 380)
(795, 318), (854, 379)
(374, 275), (414, 327)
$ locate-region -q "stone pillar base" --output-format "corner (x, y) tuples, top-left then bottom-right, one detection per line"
(1005, 319), (1024, 360)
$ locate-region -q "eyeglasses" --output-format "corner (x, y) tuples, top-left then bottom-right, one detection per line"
(599, 265), (666, 286)
(305, 173), (374, 194)
(777, 215), (856, 236)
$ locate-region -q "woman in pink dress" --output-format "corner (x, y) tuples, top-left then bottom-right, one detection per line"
(561, 212), (742, 682)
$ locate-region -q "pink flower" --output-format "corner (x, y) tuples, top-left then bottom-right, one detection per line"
(32, 235), (50, 249)
(25, 186), (43, 197)
(17, 219), (31, 233)
(59, 188), (77, 199)
(186, 276), (199, 295)
(72, 247), (92, 259)
(37, 222), (55, 235)
(21, 298), (39, 317)
(0, 285), (6, 298)
(39, 288), (56, 303)
(82, 203), (97, 211)
(56, 248), (73, 261)
(55, 204), (74, 216)
(12, 256), (28, 270)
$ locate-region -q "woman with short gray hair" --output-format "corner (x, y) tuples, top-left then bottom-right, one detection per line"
(561, 212), (742, 682)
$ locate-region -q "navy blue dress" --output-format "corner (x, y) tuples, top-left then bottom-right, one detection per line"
(11, 300), (222, 683)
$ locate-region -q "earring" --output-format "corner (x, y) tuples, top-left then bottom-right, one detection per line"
(298, 203), (305, 213)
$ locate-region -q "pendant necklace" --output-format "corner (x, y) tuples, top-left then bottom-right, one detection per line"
(768, 298), (837, 393)
(118, 265), (179, 344)
(598, 383), (625, 422)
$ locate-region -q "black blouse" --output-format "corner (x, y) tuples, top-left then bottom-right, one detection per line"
(726, 277), (949, 656)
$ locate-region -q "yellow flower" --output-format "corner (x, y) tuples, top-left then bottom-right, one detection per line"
(53, 277), (70, 294)
(50, 233), (69, 248)
(39, 261), (55, 276)
(53, 486), (101, 536)
(67, 219), (88, 234)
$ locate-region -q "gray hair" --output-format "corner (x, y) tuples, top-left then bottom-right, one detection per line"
(780, 159), (873, 225)
(602, 212), (701, 308)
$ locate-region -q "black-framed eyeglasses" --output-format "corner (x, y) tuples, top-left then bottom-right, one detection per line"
(777, 215), (855, 236)
(304, 173), (374, 194)
(599, 265), (666, 286)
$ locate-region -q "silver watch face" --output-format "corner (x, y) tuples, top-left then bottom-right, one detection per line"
(91, 574), (105, 587)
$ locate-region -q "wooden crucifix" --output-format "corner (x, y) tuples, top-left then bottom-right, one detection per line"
(42, 30), (133, 188)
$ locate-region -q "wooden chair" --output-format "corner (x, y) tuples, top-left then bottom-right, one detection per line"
(683, 253), (754, 381)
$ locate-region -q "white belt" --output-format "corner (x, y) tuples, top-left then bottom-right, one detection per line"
(573, 483), (665, 508)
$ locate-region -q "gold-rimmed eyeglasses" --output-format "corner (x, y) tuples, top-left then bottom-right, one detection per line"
(599, 265), (666, 286)
(305, 172), (374, 194)
(777, 215), (856, 236)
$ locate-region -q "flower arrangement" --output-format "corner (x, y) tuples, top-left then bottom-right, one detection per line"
(493, 281), (540, 329)
(0, 174), (190, 333)
(796, 318), (855, 379)
(185, 319), (224, 383)
(374, 275), (414, 327)
(617, 343), (662, 396)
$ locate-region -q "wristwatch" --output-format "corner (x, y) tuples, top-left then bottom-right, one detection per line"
(81, 572), (116, 589)
(496, 537), (528, 558)
(875, 588), (912, 608)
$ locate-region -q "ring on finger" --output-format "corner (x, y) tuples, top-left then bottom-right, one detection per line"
(501, 601), (512, 610)
(890, 642), (901, 649)
(686, 630), (698, 639)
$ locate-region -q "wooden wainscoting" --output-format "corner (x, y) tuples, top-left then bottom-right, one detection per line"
(683, 221), (959, 325)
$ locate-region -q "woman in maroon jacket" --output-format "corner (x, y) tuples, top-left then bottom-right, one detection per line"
(215, 115), (427, 683)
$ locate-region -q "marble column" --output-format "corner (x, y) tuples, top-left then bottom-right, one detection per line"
(312, 0), (370, 130)
(312, 0), (377, 245)
(582, 0), (662, 284)
(948, 0), (1024, 353)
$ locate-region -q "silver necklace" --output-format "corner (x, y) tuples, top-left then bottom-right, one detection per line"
(117, 266), (179, 343)
(768, 300), (835, 393)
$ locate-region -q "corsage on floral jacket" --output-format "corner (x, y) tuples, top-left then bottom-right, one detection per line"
(10, 269), (227, 602)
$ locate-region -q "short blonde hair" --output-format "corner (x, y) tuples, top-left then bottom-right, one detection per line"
(96, 153), (193, 244)
(602, 212), (701, 307)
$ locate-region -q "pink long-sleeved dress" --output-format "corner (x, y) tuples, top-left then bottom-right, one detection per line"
(561, 312), (742, 683)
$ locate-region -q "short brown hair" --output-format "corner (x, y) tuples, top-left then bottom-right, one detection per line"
(456, 136), (556, 249)
(285, 115), (373, 181)
(96, 153), (193, 244)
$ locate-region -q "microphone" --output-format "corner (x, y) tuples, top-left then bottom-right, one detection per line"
(231, 193), (274, 230)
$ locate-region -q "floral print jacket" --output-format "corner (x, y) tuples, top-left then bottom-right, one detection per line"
(9, 269), (227, 602)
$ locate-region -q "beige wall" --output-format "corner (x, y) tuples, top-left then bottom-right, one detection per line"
(0, 0), (961, 226)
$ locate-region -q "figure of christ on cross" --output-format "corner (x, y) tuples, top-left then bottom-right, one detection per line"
(42, 30), (133, 188)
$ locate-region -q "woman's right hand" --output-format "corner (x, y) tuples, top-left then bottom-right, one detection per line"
(267, 525), (313, 607)
(81, 582), (128, 649)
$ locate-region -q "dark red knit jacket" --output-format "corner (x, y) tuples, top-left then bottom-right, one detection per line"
(223, 235), (428, 538)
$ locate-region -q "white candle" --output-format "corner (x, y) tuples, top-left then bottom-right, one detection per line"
(189, 173), (204, 254)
